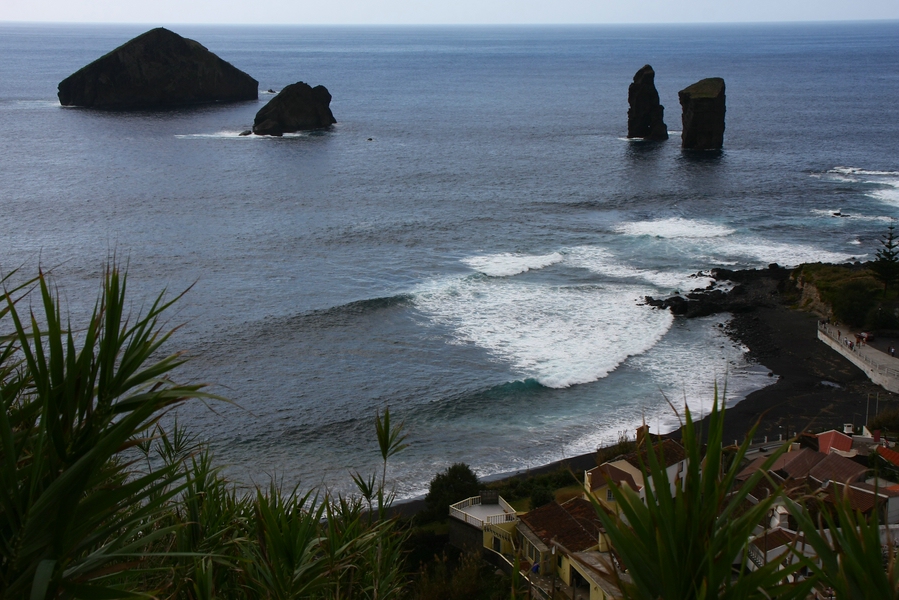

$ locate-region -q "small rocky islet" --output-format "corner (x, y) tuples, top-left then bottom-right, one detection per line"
(58, 28), (336, 136)
(57, 27), (258, 109)
(59, 29), (726, 144)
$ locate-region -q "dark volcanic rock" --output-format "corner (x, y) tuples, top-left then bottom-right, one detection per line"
(678, 77), (726, 150)
(627, 65), (668, 140)
(252, 82), (336, 136)
(644, 265), (792, 318)
(58, 28), (258, 109)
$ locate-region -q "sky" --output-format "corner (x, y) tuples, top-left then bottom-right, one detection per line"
(2, 0), (898, 25)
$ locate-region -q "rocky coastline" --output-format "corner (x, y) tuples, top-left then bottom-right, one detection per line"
(645, 263), (898, 444)
(390, 263), (899, 517)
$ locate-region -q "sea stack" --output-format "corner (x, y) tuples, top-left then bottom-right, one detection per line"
(678, 77), (726, 150)
(57, 28), (258, 109)
(627, 65), (668, 140)
(252, 82), (336, 136)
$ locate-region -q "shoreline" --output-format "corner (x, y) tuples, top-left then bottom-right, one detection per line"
(393, 264), (899, 519)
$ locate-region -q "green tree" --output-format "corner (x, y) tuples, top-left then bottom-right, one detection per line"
(425, 463), (480, 521)
(871, 221), (899, 293)
(529, 486), (555, 509)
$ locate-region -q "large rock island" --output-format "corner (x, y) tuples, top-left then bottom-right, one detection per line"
(58, 28), (258, 109)
(627, 65), (668, 140)
(252, 82), (336, 136)
(678, 77), (726, 150)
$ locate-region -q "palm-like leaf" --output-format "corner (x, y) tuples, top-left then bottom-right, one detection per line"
(0, 266), (211, 599)
(593, 386), (814, 600)
(787, 485), (899, 599)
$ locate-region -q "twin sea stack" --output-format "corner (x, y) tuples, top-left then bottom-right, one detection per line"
(678, 78), (726, 150)
(625, 65), (726, 150)
(58, 28), (258, 109)
(627, 65), (668, 141)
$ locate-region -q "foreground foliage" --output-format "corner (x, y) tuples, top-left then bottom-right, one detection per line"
(0, 266), (409, 599)
(593, 389), (813, 600)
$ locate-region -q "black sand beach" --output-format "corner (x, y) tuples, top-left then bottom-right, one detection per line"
(392, 265), (898, 518)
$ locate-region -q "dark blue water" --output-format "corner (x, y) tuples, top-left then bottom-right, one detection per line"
(2, 21), (898, 496)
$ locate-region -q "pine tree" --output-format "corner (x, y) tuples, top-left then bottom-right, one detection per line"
(871, 221), (899, 293)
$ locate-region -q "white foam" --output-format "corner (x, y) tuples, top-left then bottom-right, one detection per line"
(616, 217), (735, 239)
(564, 246), (711, 290)
(11, 100), (60, 109)
(561, 317), (775, 455)
(175, 130), (317, 140)
(830, 166), (899, 177)
(824, 167), (899, 208)
(175, 131), (256, 139)
(413, 277), (673, 389)
(462, 252), (563, 277)
(713, 238), (859, 266)
(869, 188), (899, 207)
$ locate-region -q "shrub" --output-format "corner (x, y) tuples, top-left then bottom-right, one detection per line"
(530, 486), (555, 509)
(425, 463), (480, 522)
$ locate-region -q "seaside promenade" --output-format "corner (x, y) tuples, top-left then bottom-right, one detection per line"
(817, 322), (899, 393)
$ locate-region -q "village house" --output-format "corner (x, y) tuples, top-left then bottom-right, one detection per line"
(517, 497), (620, 600)
(584, 426), (687, 512)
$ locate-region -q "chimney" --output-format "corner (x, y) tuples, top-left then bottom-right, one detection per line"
(874, 430), (882, 443)
(636, 424), (650, 447)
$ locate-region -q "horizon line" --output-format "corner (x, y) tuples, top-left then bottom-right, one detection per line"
(2, 17), (898, 27)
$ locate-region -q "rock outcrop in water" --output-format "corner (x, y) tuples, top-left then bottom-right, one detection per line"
(678, 77), (726, 150)
(57, 28), (258, 109)
(252, 82), (336, 136)
(644, 264), (789, 318)
(627, 65), (668, 140)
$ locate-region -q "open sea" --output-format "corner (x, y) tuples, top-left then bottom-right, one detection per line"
(1, 21), (898, 497)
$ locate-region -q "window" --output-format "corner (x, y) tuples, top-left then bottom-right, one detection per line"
(606, 488), (614, 501)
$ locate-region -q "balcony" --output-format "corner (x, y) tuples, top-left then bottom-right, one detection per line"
(449, 493), (518, 529)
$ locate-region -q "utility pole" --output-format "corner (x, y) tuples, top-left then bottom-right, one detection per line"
(550, 544), (556, 600)
(867, 394), (871, 428)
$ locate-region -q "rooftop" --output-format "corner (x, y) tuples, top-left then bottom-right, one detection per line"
(818, 430), (853, 455)
(519, 498), (605, 553)
(808, 453), (868, 486)
(621, 438), (687, 470)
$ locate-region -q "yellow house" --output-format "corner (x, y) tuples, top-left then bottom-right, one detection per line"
(448, 491), (518, 555)
(585, 438), (687, 512)
(517, 498), (620, 600)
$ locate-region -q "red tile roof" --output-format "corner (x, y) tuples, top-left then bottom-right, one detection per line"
(819, 483), (883, 514)
(808, 453), (868, 486)
(588, 462), (642, 492)
(736, 448), (824, 482)
(875, 445), (899, 468)
(519, 498), (605, 553)
(817, 430), (853, 455)
(622, 439), (687, 469)
(779, 448), (826, 480)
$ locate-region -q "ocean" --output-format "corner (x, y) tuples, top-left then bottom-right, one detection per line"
(1, 21), (898, 497)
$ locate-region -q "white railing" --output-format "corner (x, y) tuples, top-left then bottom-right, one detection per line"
(818, 324), (899, 388)
(449, 495), (518, 529)
(486, 512), (518, 525)
(449, 505), (485, 528)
